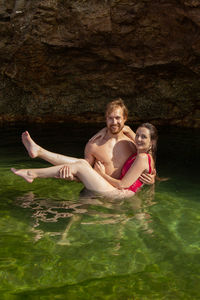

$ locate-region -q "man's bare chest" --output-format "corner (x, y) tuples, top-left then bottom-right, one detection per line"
(93, 139), (135, 167)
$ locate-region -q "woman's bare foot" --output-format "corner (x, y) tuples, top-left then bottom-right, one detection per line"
(22, 131), (40, 158)
(11, 168), (35, 183)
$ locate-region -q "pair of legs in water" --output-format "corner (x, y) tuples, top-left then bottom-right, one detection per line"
(11, 132), (134, 198)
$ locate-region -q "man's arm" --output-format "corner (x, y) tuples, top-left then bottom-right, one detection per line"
(95, 154), (148, 189)
(62, 141), (96, 182)
(84, 141), (96, 166)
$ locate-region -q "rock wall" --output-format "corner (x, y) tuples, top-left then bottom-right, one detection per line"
(0, 0), (200, 127)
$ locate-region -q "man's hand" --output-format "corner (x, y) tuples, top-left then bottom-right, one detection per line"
(140, 170), (156, 185)
(59, 165), (79, 181)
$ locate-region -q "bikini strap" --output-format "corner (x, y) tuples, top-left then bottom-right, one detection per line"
(147, 154), (152, 174)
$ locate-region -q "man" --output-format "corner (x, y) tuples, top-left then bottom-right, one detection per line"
(21, 99), (154, 184)
(85, 99), (153, 183)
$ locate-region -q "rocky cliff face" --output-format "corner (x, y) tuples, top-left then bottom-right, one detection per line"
(0, 0), (200, 127)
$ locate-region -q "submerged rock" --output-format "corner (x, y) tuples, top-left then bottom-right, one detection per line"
(0, 0), (200, 127)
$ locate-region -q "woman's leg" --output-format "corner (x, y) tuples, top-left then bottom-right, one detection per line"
(22, 131), (79, 165)
(11, 159), (117, 193)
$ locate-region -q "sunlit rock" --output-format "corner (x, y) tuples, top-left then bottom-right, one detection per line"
(0, 0), (199, 127)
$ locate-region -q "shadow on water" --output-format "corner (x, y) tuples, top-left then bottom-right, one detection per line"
(0, 123), (200, 299)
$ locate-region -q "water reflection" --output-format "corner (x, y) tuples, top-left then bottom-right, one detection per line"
(15, 186), (156, 243)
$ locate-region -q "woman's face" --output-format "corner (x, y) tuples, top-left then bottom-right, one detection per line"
(135, 127), (152, 152)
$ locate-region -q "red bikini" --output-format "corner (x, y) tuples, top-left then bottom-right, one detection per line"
(120, 153), (152, 193)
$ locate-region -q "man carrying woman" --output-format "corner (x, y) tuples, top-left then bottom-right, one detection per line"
(11, 99), (157, 198)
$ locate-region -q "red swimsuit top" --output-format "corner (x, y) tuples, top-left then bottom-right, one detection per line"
(120, 153), (152, 193)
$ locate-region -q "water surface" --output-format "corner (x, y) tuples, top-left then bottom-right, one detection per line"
(0, 123), (200, 299)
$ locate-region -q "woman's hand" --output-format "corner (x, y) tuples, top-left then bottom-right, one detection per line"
(94, 161), (106, 175)
(122, 125), (136, 141)
(89, 127), (107, 142)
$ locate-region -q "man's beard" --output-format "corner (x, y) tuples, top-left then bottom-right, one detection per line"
(108, 124), (123, 134)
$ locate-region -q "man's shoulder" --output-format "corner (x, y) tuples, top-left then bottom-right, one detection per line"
(120, 135), (136, 147)
(120, 134), (134, 142)
(85, 140), (99, 154)
(86, 135), (108, 147)
(85, 139), (98, 148)
(84, 140), (99, 164)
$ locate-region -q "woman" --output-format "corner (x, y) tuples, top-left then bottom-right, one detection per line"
(11, 123), (158, 198)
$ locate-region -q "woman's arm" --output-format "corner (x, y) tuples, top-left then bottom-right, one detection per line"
(95, 153), (149, 189)
(89, 127), (107, 142)
(122, 125), (136, 141)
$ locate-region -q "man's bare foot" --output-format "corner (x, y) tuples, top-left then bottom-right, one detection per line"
(22, 131), (40, 158)
(11, 168), (35, 183)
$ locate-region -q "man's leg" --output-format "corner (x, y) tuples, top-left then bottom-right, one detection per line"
(22, 131), (79, 165)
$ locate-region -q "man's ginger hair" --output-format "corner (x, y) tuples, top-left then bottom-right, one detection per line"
(106, 98), (128, 120)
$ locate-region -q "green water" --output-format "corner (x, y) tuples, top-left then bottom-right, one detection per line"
(0, 123), (199, 300)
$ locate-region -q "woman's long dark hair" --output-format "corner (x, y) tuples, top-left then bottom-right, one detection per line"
(138, 122), (158, 163)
